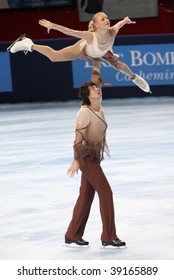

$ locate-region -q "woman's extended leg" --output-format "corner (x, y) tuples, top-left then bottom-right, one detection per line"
(102, 50), (151, 93)
(103, 51), (135, 78)
(32, 39), (85, 62)
(8, 36), (85, 62)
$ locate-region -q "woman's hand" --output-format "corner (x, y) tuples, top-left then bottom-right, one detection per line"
(39, 19), (53, 33)
(67, 160), (80, 177)
(124, 16), (136, 25)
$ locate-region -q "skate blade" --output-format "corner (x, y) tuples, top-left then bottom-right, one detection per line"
(7, 33), (26, 52)
(100, 245), (127, 250)
(63, 243), (89, 249)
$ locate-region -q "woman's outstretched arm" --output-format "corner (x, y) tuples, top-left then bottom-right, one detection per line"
(39, 19), (93, 43)
(110, 16), (136, 35)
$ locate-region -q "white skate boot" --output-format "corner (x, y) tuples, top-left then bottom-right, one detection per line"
(132, 74), (152, 93)
(7, 34), (33, 55)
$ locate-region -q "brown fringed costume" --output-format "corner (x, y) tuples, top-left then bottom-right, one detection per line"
(65, 105), (118, 242)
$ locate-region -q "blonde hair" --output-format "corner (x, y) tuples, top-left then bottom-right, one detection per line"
(89, 12), (107, 32)
(92, 12), (104, 23)
(88, 21), (95, 32)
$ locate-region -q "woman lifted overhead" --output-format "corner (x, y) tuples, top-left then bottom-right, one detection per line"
(8, 13), (151, 93)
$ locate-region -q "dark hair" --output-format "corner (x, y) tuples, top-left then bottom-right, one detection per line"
(78, 81), (96, 105)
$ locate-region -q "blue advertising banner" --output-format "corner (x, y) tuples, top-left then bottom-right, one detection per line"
(0, 52), (12, 93)
(72, 43), (174, 88)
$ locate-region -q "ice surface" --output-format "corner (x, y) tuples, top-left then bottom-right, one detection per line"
(0, 97), (174, 260)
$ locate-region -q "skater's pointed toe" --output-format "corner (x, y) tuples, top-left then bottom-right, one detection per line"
(132, 74), (151, 93)
(7, 35), (33, 54)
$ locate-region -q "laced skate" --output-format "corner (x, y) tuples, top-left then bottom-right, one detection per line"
(7, 34), (33, 55)
(132, 74), (152, 93)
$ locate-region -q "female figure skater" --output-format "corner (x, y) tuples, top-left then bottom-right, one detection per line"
(65, 58), (126, 247)
(8, 13), (151, 93)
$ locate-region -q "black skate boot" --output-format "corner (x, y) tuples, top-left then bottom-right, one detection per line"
(102, 238), (126, 247)
(65, 236), (89, 246)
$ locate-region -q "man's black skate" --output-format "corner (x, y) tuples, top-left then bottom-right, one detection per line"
(7, 33), (26, 52)
(65, 236), (89, 246)
(102, 238), (126, 247)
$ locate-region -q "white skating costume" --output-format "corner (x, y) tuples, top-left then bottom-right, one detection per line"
(85, 33), (115, 58)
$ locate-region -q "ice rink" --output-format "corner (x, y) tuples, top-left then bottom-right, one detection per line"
(0, 96), (174, 260)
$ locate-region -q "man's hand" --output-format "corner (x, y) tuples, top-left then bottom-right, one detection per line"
(67, 160), (80, 177)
